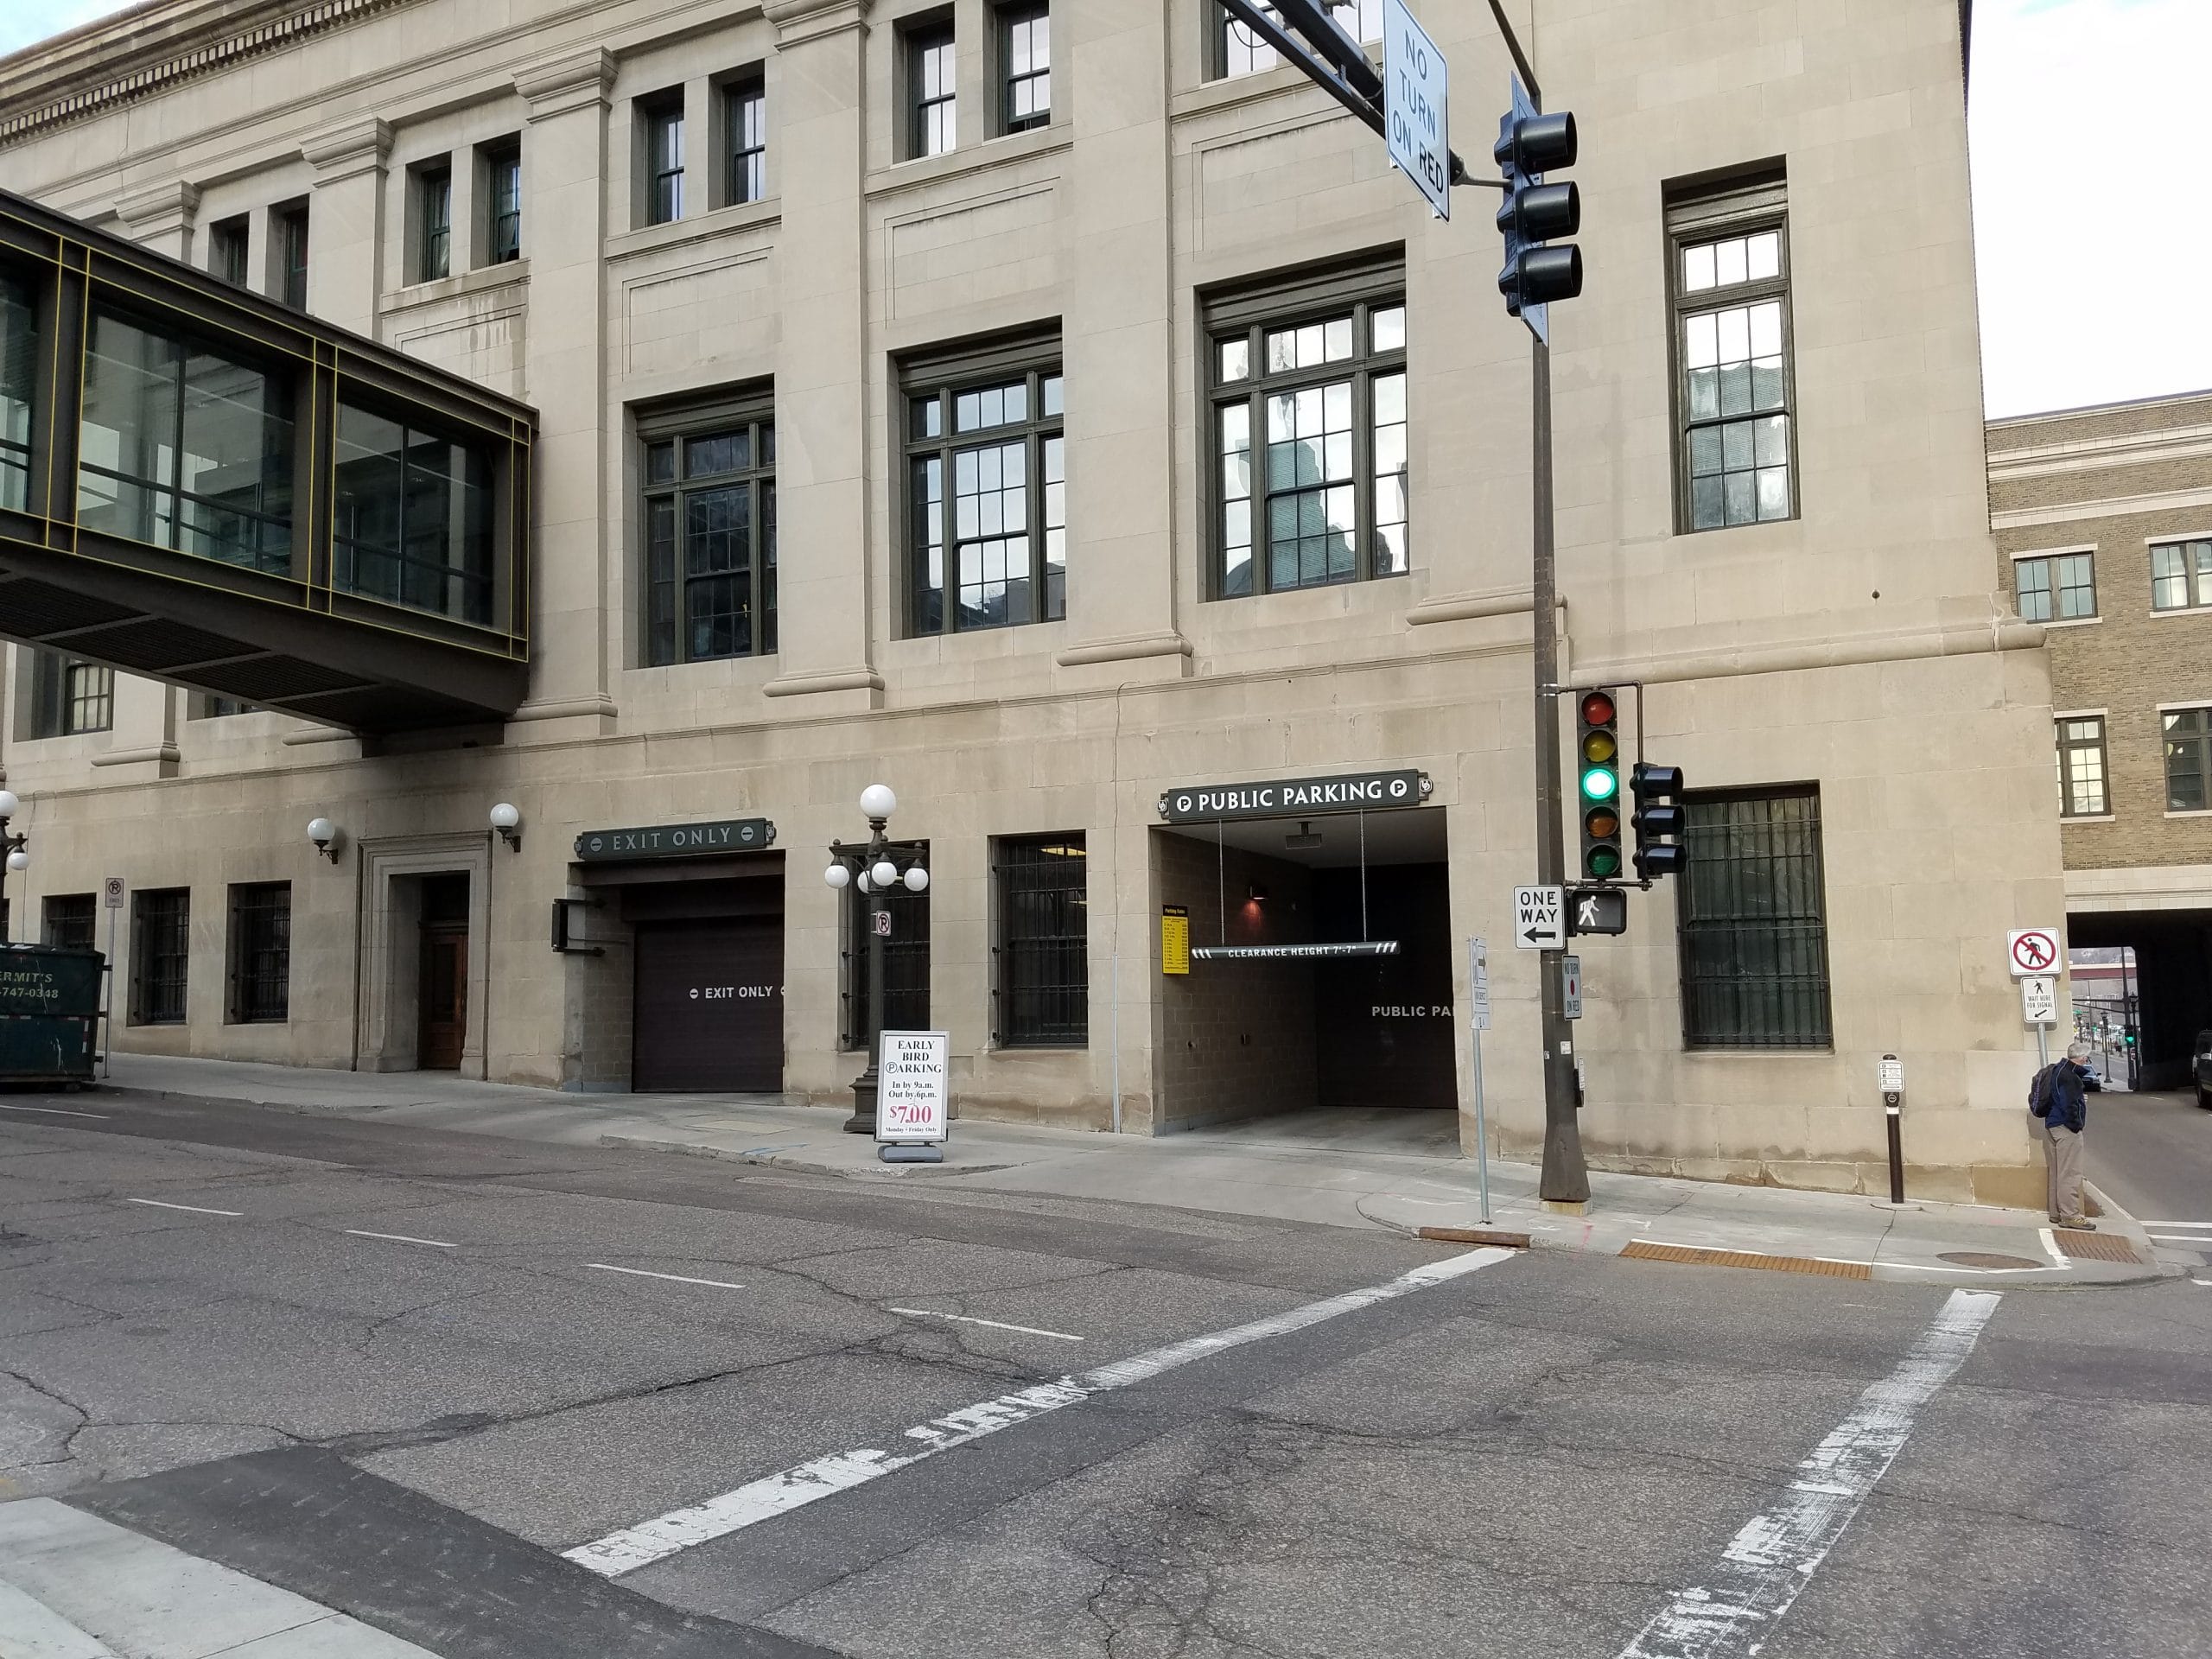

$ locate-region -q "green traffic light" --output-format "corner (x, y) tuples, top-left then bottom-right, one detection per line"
(1580, 766), (1618, 802)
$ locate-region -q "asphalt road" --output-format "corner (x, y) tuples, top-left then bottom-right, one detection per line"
(3, 1090), (2209, 1659)
(2090, 1087), (2212, 1276)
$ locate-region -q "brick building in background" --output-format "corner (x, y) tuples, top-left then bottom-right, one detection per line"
(1989, 390), (2212, 1091)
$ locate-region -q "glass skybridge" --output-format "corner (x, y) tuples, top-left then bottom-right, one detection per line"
(0, 189), (533, 732)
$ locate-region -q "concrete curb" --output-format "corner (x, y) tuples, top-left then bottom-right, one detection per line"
(595, 1133), (1014, 1180)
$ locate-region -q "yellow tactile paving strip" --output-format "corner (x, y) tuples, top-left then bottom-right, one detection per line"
(1620, 1240), (1872, 1279)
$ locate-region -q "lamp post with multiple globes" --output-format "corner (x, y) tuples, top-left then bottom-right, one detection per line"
(823, 784), (929, 1135)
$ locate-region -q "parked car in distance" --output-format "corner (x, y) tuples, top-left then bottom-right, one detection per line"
(2196, 1029), (2212, 1109)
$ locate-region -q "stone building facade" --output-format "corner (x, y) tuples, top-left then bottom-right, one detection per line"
(1988, 391), (2212, 1090)
(0, 0), (2060, 1204)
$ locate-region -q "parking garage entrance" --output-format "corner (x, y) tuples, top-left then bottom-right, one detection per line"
(1154, 769), (1453, 1139)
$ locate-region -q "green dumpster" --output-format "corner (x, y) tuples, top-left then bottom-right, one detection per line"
(0, 944), (103, 1084)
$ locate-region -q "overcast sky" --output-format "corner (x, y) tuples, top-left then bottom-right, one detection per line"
(3, 0), (2207, 417)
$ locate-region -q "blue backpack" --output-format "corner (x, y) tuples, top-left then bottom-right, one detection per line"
(2027, 1065), (2055, 1118)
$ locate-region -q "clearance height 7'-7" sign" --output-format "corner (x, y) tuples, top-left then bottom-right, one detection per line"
(876, 1030), (950, 1144)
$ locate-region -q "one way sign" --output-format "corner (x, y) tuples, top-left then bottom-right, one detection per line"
(1513, 885), (1565, 950)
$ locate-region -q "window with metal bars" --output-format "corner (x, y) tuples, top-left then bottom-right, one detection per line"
(903, 340), (1063, 634)
(842, 878), (931, 1050)
(1675, 788), (1832, 1050)
(226, 881), (289, 1023)
(1205, 257), (1406, 598)
(995, 835), (1087, 1046)
(1667, 170), (1796, 532)
(639, 393), (776, 664)
(41, 893), (97, 954)
(726, 78), (767, 205)
(130, 887), (190, 1027)
(31, 652), (113, 737)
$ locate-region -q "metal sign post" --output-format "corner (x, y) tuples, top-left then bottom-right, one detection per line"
(100, 874), (123, 1077)
(1468, 937), (1491, 1224)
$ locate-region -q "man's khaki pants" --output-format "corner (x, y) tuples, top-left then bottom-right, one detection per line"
(2045, 1120), (2086, 1225)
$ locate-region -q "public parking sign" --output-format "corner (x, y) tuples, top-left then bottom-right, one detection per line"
(1383, 0), (1450, 219)
(2006, 927), (2060, 979)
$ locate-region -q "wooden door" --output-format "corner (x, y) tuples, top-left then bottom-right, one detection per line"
(417, 926), (467, 1071)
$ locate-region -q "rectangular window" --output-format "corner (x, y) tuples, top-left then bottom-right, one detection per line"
(207, 216), (250, 287)
(1669, 173), (1794, 532)
(1, 269), (33, 512)
(1000, 5), (1049, 133)
(31, 652), (114, 737)
(41, 893), (97, 953)
(2057, 716), (2107, 817)
(486, 143), (523, 264)
(2164, 707), (2212, 811)
(1206, 261), (1406, 598)
(995, 835), (1087, 1046)
(904, 345), (1063, 634)
(842, 876), (931, 1050)
(333, 402), (494, 625)
(2151, 538), (2212, 612)
(643, 96), (685, 225)
(909, 22), (957, 158)
(130, 887), (190, 1027)
(194, 693), (250, 719)
(226, 881), (290, 1023)
(2014, 551), (2096, 623)
(76, 306), (296, 575)
(1216, 2), (1379, 79)
(1676, 787), (1832, 1050)
(417, 163), (452, 283)
(727, 79), (767, 205)
(276, 204), (308, 309)
(639, 397), (776, 664)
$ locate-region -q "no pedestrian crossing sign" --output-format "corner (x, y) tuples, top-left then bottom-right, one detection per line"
(2006, 927), (2060, 979)
(1382, 0), (1450, 219)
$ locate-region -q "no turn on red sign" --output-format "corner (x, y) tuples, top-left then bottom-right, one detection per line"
(2006, 928), (2061, 979)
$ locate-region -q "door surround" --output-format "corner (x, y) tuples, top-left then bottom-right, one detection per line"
(356, 834), (492, 1077)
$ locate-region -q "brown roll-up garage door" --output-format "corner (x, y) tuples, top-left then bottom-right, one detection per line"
(632, 917), (784, 1092)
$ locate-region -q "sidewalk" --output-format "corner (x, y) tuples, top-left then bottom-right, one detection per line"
(92, 1053), (2179, 1288)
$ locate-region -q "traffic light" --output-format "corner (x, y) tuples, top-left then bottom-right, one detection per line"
(1576, 690), (1623, 881)
(1630, 763), (1688, 880)
(1495, 79), (1581, 334)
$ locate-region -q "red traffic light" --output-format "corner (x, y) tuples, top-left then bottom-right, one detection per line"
(1579, 690), (1616, 728)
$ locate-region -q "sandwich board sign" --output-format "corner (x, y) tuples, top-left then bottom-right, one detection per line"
(876, 1030), (950, 1144)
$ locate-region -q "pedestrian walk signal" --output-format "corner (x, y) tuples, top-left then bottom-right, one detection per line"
(1577, 690), (1624, 880)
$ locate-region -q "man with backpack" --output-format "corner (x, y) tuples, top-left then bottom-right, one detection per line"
(2031, 1041), (2103, 1230)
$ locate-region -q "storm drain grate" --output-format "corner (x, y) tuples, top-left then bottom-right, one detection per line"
(1620, 1240), (1871, 1279)
(2052, 1230), (2142, 1264)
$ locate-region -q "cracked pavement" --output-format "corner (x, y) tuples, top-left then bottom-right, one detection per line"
(3, 1092), (2210, 1658)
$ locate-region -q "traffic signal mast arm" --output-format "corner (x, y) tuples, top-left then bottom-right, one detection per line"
(1215, 0), (1496, 189)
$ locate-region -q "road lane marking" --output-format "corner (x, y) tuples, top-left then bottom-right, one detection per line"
(2147, 1234), (2212, 1245)
(125, 1198), (243, 1217)
(2138, 1220), (2212, 1229)
(889, 1307), (1084, 1342)
(1615, 1287), (2001, 1659)
(2034, 1228), (2073, 1268)
(564, 1244), (1516, 1577)
(588, 1264), (746, 1291)
(0, 1103), (110, 1119)
(345, 1230), (457, 1249)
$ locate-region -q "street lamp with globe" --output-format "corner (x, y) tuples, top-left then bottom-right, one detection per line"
(823, 784), (929, 1135)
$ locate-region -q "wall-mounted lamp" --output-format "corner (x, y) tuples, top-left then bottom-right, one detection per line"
(307, 817), (342, 862)
(1248, 883), (1268, 904)
(489, 802), (523, 850)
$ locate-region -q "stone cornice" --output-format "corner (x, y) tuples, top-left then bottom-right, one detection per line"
(301, 116), (393, 181)
(764, 0), (869, 49)
(515, 47), (616, 121)
(0, 0), (426, 149)
(115, 178), (202, 234)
